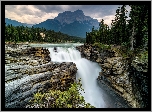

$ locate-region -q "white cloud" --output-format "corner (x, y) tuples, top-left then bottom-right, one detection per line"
(94, 15), (115, 27)
(94, 5), (131, 27)
(5, 5), (59, 24)
(102, 15), (115, 26)
(27, 5), (41, 12)
(5, 5), (121, 25)
(40, 12), (58, 21)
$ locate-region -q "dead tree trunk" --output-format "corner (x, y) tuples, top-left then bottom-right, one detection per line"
(130, 24), (136, 51)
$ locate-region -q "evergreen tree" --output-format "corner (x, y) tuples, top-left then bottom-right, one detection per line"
(128, 5), (148, 50)
(5, 24), (85, 43)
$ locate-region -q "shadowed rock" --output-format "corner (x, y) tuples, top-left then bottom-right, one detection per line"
(76, 44), (148, 108)
(5, 44), (77, 108)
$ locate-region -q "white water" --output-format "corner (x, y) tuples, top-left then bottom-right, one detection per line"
(49, 46), (106, 108)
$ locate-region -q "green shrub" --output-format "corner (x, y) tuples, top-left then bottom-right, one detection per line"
(137, 51), (148, 63)
(93, 42), (111, 50)
(26, 79), (95, 108)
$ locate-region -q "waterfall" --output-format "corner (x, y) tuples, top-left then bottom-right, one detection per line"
(48, 46), (106, 108)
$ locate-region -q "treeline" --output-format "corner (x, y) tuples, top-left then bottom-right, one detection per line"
(86, 5), (148, 50)
(5, 24), (86, 43)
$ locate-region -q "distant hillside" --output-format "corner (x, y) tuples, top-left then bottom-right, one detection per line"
(5, 18), (33, 27)
(32, 19), (61, 32)
(33, 10), (99, 38)
(60, 21), (94, 37)
(6, 10), (99, 38)
(5, 23), (86, 43)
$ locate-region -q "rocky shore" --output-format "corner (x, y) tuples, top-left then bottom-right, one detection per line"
(5, 44), (77, 108)
(76, 44), (149, 108)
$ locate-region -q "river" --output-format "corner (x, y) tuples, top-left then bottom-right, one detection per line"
(29, 43), (130, 108)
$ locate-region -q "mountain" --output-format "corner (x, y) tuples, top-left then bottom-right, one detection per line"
(32, 19), (61, 32)
(33, 10), (99, 38)
(60, 20), (95, 37)
(5, 18), (33, 27)
(54, 10), (93, 25)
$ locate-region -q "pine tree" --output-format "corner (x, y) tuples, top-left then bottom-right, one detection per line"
(128, 5), (148, 50)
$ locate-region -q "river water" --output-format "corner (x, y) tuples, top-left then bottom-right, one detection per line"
(30, 43), (131, 108)
(48, 45), (105, 108)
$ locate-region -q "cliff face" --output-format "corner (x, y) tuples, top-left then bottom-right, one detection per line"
(54, 10), (98, 25)
(55, 10), (86, 24)
(129, 55), (149, 108)
(76, 44), (149, 108)
(5, 44), (77, 108)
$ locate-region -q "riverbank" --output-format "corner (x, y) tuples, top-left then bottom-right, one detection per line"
(76, 43), (149, 108)
(5, 44), (77, 108)
(5, 43), (133, 108)
(5, 41), (84, 45)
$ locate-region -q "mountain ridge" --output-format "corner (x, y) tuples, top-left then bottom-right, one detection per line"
(5, 10), (99, 38)
(33, 10), (99, 38)
(5, 18), (34, 27)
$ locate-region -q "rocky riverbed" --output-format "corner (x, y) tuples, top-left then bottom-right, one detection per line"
(5, 43), (149, 108)
(5, 44), (77, 108)
(76, 44), (149, 108)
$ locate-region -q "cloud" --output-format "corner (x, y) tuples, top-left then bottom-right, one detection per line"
(93, 15), (115, 26)
(82, 5), (120, 17)
(60, 5), (70, 10)
(5, 5), (59, 24)
(33, 5), (62, 13)
(93, 5), (131, 26)
(102, 15), (115, 26)
(5, 5), (122, 24)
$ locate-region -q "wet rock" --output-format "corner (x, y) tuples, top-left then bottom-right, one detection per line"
(5, 61), (77, 108)
(5, 44), (78, 108)
(98, 56), (139, 107)
(76, 44), (115, 64)
(97, 78), (132, 108)
(96, 57), (102, 63)
(76, 44), (143, 108)
(50, 62), (77, 91)
(53, 47), (57, 52)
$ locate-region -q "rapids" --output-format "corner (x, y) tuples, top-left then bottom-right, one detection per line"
(48, 46), (106, 108)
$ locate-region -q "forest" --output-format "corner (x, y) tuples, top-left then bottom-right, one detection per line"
(5, 24), (86, 43)
(5, 5), (148, 51)
(86, 5), (148, 51)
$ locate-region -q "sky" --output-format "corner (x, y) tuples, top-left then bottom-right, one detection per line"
(5, 5), (131, 26)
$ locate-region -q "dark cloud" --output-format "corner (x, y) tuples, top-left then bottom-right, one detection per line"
(5, 5), (130, 25)
(5, 5), (16, 10)
(78, 5), (120, 17)
(5, 5), (121, 18)
(33, 5), (64, 13)
(32, 5), (121, 17)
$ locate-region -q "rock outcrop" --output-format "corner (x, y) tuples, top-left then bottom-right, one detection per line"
(97, 57), (137, 107)
(5, 44), (77, 108)
(49, 62), (77, 91)
(76, 44), (149, 108)
(76, 44), (115, 63)
(129, 55), (149, 108)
